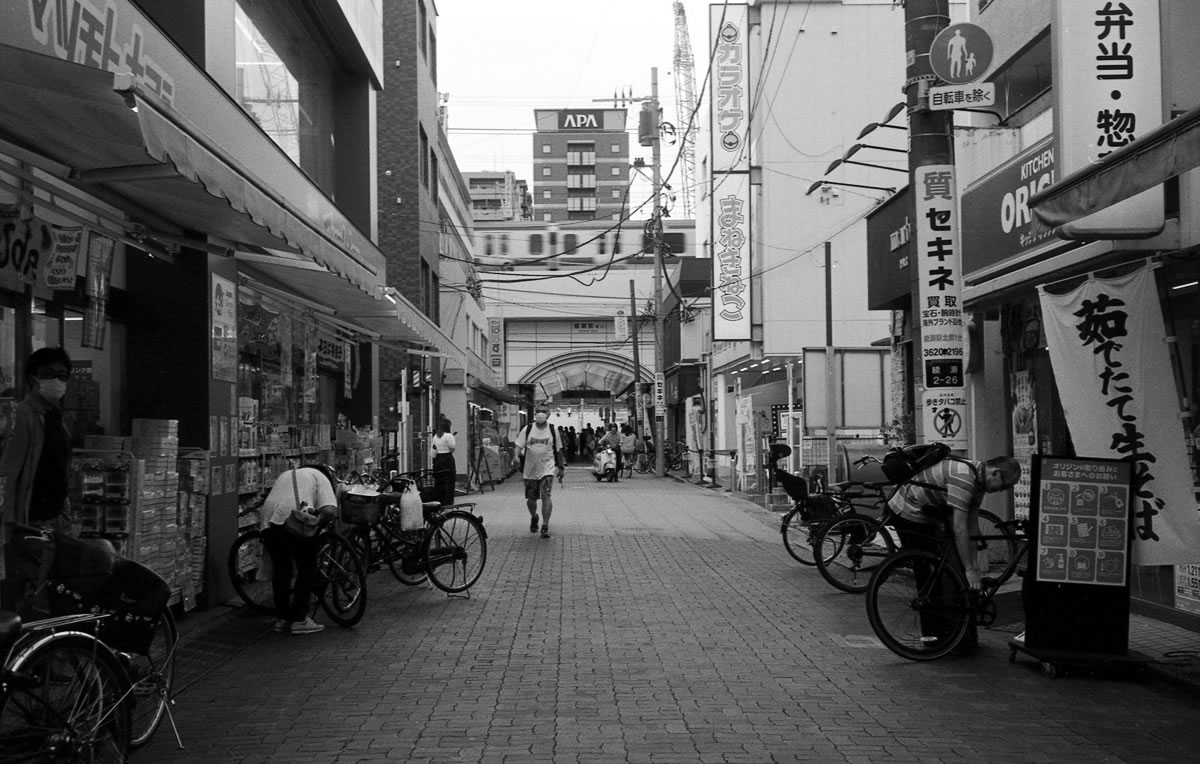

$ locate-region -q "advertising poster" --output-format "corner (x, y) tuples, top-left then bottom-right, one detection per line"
(211, 274), (237, 382)
(42, 224), (84, 289)
(1035, 456), (1132, 587)
(1010, 370), (1037, 519)
(1177, 565), (1200, 615)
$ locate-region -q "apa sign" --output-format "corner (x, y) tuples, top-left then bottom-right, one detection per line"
(558, 110), (602, 130)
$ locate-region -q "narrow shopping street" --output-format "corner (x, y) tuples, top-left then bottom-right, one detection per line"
(137, 471), (1200, 763)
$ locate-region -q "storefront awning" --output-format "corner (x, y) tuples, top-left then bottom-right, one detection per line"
(470, 380), (528, 407)
(237, 252), (462, 362)
(0, 44), (384, 296)
(1030, 102), (1200, 228)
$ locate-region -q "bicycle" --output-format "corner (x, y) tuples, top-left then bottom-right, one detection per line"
(343, 473), (488, 595)
(0, 610), (132, 762)
(228, 507), (368, 626)
(7, 524), (180, 750)
(779, 481), (867, 566)
(865, 518), (1026, 661)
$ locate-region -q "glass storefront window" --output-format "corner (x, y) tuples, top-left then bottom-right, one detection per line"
(233, 1), (336, 193)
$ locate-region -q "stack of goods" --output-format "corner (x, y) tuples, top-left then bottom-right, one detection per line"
(176, 451), (210, 612)
(130, 419), (182, 606)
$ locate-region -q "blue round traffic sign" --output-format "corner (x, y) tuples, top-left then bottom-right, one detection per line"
(929, 23), (993, 85)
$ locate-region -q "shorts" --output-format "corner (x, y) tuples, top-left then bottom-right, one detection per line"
(523, 475), (555, 501)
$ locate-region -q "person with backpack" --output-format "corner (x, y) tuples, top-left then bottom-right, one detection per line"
(514, 403), (565, 538)
(886, 451), (1021, 652)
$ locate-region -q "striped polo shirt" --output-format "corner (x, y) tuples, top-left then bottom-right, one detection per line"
(887, 458), (984, 525)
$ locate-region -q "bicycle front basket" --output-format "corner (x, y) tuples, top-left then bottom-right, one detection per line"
(803, 495), (840, 523)
(340, 490), (383, 525)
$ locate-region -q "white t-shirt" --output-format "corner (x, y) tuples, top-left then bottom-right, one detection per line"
(515, 423), (559, 479)
(431, 432), (456, 454)
(260, 468), (338, 529)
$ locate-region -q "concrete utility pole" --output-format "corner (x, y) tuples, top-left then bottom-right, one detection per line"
(629, 279), (642, 443)
(649, 68), (666, 479)
(905, 0), (955, 446)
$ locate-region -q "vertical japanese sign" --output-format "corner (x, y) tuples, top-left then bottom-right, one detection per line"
(914, 164), (967, 449)
(211, 274), (237, 383)
(1038, 266), (1200, 565)
(712, 173), (751, 341)
(709, 4), (749, 175)
(1052, 0), (1163, 239)
(1035, 456), (1132, 587)
(488, 318), (505, 377)
(710, 4), (752, 342)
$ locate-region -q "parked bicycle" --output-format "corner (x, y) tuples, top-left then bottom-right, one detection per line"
(865, 518), (1026, 660)
(0, 611), (131, 762)
(779, 479), (871, 567)
(6, 524), (179, 750)
(343, 472), (488, 595)
(227, 504), (368, 626)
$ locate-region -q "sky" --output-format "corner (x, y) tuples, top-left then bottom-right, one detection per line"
(436, 0), (720, 217)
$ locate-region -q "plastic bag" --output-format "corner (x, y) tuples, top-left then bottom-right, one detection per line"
(399, 482), (424, 531)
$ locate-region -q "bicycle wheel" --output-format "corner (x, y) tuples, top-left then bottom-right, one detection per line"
(126, 610), (178, 748)
(385, 526), (430, 587)
(632, 452), (650, 474)
(0, 633), (131, 762)
(227, 529), (275, 613)
(975, 509), (1019, 579)
(345, 525), (375, 571)
(815, 513), (897, 593)
(780, 507), (818, 566)
(423, 510), (488, 594)
(316, 532), (368, 627)
(866, 549), (971, 661)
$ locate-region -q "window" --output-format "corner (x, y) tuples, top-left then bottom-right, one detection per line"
(419, 126), (430, 189)
(543, 213), (553, 222)
(611, 167), (621, 177)
(566, 142), (596, 166)
(542, 144), (552, 154)
(567, 174), (596, 189)
(542, 166), (552, 177)
(529, 234), (543, 256)
(430, 152), (439, 205)
(567, 198), (597, 212)
(429, 29), (437, 84)
(419, 1), (428, 59)
(564, 234), (578, 253)
(611, 143), (621, 153)
(990, 32), (1051, 122)
(543, 190), (552, 199)
(612, 189), (622, 199)
(233, 2), (336, 192)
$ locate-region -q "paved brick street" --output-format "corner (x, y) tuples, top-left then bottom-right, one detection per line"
(137, 469), (1200, 763)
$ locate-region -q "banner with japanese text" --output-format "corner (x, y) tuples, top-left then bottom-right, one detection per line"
(711, 172), (751, 341)
(1038, 266), (1200, 565)
(914, 164), (967, 449)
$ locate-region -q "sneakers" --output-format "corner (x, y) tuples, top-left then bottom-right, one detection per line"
(530, 514), (539, 533)
(272, 618), (289, 634)
(290, 617), (325, 635)
(541, 525), (551, 539)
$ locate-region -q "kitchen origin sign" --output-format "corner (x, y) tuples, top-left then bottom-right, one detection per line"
(962, 137), (1057, 273)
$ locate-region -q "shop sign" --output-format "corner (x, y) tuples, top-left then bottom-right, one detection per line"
(1038, 266), (1200, 565)
(962, 137), (1058, 273)
(488, 318), (505, 375)
(0, 210), (49, 287)
(43, 225), (84, 289)
(710, 4), (749, 174)
(1177, 565), (1200, 616)
(913, 164), (967, 449)
(238, 302), (281, 360)
(4, 0), (176, 104)
(712, 172), (751, 341)
(1052, 0), (1163, 239)
(866, 189), (914, 310)
(557, 110), (603, 130)
(1034, 457), (1131, 587)
(654, 372), (665, 417)
(317, 334), (345, 366)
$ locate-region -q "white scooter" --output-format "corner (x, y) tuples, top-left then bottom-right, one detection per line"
(592, 445), (618, 482)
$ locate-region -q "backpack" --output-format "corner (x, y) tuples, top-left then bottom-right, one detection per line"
(881, 442), (952, 486)
(518, 424), (562, 471)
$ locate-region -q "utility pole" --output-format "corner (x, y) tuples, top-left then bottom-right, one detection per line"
(647, 68), (666, 478)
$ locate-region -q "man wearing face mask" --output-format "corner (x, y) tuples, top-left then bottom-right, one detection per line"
(514, 403), (565, 538)
(2, 348), (75, 608)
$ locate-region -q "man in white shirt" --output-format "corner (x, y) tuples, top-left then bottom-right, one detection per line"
(514, 404), (564, 538)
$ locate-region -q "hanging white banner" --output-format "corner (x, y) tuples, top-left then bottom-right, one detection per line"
(1038, 266), (1200, 565)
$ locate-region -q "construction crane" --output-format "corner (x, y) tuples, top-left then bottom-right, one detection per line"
(672, 0), (698, 219)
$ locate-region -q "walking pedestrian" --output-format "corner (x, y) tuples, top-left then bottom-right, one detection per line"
(431, 417), (456, 506)
(566, 426), (578, 463)
(514, 404), (565, 538)
(260, 464), (341, 635)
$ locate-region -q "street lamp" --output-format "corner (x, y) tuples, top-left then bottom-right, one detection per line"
(805, 180), (897, 196)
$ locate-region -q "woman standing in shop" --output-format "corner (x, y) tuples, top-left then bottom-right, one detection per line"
(431, 417), (457, 506)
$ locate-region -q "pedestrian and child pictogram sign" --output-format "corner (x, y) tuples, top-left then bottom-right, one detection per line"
(929, 23), (993, 85)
